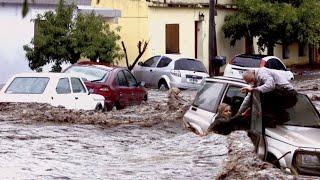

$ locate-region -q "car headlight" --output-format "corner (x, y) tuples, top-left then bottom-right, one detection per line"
(293, 150), (320, 176)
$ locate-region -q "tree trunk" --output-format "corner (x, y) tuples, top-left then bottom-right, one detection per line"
(267, 45), (274, 55)
(245, 36), (254, 54)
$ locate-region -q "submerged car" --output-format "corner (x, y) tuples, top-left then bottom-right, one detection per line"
(223, 54), (294, 80)
(64, 61), (147, 110)
(132, 54), (209, 90)
(183, 76), (320, 176)
(0, 73), (105, 111)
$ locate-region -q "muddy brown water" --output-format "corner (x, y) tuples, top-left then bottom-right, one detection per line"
(0, 76), (320, 179)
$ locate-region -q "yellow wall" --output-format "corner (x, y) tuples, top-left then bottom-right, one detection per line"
(92, 0), (149, 66)
(148, 7), (244, 71)
(93, 0), (307, 69)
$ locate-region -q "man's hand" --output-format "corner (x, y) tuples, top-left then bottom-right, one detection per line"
(240, 87), (254, 93)
(241, 107), (251, 118)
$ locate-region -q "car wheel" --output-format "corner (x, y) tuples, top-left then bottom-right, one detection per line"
(266, 153), (280, 168)
(158, 80), (169, 91)
(105, 102), (114, 111)
(95, 103), (103, 112)
(115, 101), (124, 110)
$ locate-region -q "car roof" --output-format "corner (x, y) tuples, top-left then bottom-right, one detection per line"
(206, 76), (248, 86)
(161, 54), (200, 61)
(74, 61), (116, 71)
(236, 54), (267, 59)
(12, 72), (82, 78)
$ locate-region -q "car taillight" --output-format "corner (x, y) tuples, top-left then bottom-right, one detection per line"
(260, 59), (266, 67)
(99, 86), (110, 92)
(171, 70), (181, 77)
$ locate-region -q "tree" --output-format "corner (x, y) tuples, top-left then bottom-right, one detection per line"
(121, 40), (149, 71)
(222, 0), (320, 56)
(23, 0), (122, 72)
(71, 12), (122, 64)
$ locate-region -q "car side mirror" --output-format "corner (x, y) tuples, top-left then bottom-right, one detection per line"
(138, 81), (145, 87)
(138, 62), (143, 66)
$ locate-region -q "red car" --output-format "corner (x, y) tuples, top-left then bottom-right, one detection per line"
(64, 61), (147, 111)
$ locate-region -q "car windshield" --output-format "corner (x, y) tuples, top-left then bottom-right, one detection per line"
(284, 94), (320, 128)
(65, 66), (108, 82)
(174, 58), (207, 72)
(193, 82), (225, 112)
(232, 56), (261, 67)
(5, 77), (49, 94)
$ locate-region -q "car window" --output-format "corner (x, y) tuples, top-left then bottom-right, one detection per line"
(265, 58), (287, 71)
(157, 57), (172, 68)
(123, 70), (137, 87)
(193, 82), (225, 112)
(231, 56), (261, 67)
(222, 85), (247, 116)
(71, 78), (86, 93)
(5, 77), (49, 94)
(56, 78), (71, 94)
(116, 71), (128, 86)
(142, 56), (160, 67)
(174, 58), (207, 72)
(284, 94), (320, 128)
(64, 66), (109, 82)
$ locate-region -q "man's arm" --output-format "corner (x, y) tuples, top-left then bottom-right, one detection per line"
(255, 70), (275, 93)
(238, 92), (251, 114)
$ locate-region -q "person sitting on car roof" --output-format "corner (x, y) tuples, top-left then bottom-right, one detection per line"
(207, 103), (250, 135)
(239, 68), (297, 127)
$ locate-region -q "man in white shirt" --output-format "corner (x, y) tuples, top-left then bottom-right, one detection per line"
(239, 68), (297, 127)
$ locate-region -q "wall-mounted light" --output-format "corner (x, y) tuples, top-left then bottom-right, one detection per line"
(199, 12), (205, 21)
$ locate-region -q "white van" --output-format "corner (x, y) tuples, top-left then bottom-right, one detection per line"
(0, 73), (105, 111)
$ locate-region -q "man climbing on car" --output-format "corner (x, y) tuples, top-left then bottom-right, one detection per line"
(239, 67), (297, 127)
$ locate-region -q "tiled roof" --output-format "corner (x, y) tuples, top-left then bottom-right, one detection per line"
(0, 0), (91, 5)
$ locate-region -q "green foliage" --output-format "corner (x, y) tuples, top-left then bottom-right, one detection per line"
(71, 13), (122, 64)
(222, 0), (320, 54)
(23, 0), (121, 72)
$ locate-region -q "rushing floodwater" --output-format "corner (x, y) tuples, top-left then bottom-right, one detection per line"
(0, 120), (228, 179)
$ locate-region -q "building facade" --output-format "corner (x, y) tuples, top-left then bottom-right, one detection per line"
(93, 0), (311, 71)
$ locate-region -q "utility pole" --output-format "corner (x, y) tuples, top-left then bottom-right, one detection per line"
(209, 0), (217, 76)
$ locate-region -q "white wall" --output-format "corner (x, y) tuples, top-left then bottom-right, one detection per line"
(0, 4), (56, 84)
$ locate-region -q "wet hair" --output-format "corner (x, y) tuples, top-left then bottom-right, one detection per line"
(218, 103), (231, 115)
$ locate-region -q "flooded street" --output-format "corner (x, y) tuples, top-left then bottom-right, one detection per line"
(0, 90), (231, 179)
(0, 121), (228, 179)
(0, 74), (320, 179)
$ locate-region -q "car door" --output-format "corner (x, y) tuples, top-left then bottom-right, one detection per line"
(52, 78), (75, 109)
(222, 84), (247, 116)
(184, 81), (227, 134)
(115, 70), (130, 107)
(70, 77), (91, 110)
(123, 69), (141, 105)
(248, 92), (267, 160)
(152, 56), (173, 86)
(134, 56), (160, 87)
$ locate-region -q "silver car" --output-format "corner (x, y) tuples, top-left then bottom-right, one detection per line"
(183, 76), (320, 176)
(132, 54), (209, 90)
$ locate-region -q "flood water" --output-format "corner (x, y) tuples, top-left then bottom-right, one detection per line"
(1, 74), (320, 179)
(0, 120), (227, 179)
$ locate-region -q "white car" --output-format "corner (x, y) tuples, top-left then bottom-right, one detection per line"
(223, 54), (294, 80)
(0, 73), (105, 111)
(133, 54), (209, 90)
(183, 76), (320, 176)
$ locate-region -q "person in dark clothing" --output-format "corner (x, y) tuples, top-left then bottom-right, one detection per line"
(239, 68), (297, 127)
(207, 103), (250, 135)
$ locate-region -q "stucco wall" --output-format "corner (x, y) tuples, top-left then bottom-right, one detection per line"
(93, 0), (150, 67)
(148, 7), (244, 71)
(0, 5), (53, 83)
